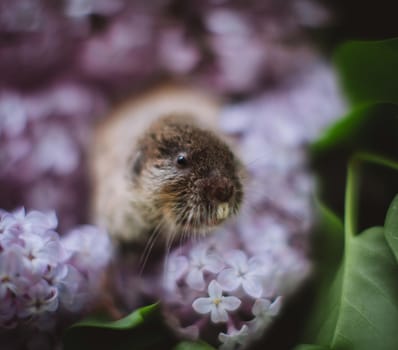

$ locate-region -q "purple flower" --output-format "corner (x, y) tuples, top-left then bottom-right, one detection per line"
(186, 245), (224, 291)
(20, 230), (63, 276)
(62, 225), (113, 272)
(250, 297), (282, 333)
(0, 207), (113, 329)
(0, 250), (22, 297)
(219, 325), (249, 350)
(17, 280), (59, 319)
(217, 251), (264, 298)
(192, 280), (241, 323)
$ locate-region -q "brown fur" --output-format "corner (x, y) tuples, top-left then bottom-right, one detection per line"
(90, 86), (244, 244)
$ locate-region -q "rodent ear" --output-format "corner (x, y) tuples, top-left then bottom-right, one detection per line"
(131, 150), (145, 176)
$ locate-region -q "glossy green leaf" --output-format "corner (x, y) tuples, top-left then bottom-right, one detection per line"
(294, 345), (330, 350)
(62, 303), (176, 350)
(68, 303), (158, 330)
(384, 194), (398, 263)
(311, 103), (398, 230)
(335, 38), (398, 105)
(305, 226), (398, 350)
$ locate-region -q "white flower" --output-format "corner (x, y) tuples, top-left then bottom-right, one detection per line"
(218, 250), (264, 298)
(192, 280), (241, 323)
(62, 225), (113, 271)
(17, 280), (59, 319)
(163, 254), (189, 292)
(250, 296), (282, 332)
(0, 250), (22, 297)
(186, 245), (224, 291)
(20, 230), (63, 276)
(219, 325), (249, 350)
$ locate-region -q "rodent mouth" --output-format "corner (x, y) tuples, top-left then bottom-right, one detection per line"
(170, 202), (234, 235)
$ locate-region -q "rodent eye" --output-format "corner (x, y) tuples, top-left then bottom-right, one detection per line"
(176, 154), (188, 167)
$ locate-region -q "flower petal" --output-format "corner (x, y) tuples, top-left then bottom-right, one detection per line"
(208, 280), (223, 298)
(252, 298), (271, 317)
(222, 296), (241, 311)
(186, 268), (205, 290)
(210, 305), (228, 323)
(204, 253), (224, 273)
(192, 297), (213, 314)
(217, 268), (240, 291)
(269, 296), (282, 316)
(242, 276), (263, 298)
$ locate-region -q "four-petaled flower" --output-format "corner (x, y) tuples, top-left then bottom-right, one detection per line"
(217, 250), (264, 298)
(186, 245), (224, 291)
(250, 296), (282, 332)
(192, 280), (241, 323)
(219, 325), (249, 350)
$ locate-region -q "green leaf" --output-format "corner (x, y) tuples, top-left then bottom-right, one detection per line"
(68, 303), (158, 330)
(305, 226), (398, 350)
(311, 103), (398, 230)
(294, 345), (330, 350)
(384, 194), (398, 262)
(174, 341), (215, 350)
(62, 303), (175, 350)
(335, 38), (398, 105)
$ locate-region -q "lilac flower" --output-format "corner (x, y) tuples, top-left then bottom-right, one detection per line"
(0, 207), (113, 329)
(17, 280), (59, 319)
(62, 225), (113, 272)
(186, 245), (224, 291)
(217, 251), (264, 298)
(250, 297), (282, 334)
(192, 280), (241, 323)
(163, 254), (189, 292)
(0, 250), (22, 297)
(219, 325), (249, 350)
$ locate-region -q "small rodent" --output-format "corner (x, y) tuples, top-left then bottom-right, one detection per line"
(90, 86), (244, 244)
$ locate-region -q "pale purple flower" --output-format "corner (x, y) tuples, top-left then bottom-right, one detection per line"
(192, 280), (241, 323)
(2, 208), (58, 236)
(62, 225), (113, 272)
(0, 93), (27, 137)
(218, 250), (264, 298)
(219, 325), (249, 350)
(186, 245), (224, 291)
(250, 297), (282, 333)
(163, 254), (189, 292)
(17, 280), (59, 319)
(0, 207), (113, 329)
(32, 126), (79, 175)
(0, 250), (22, 297)
(20, 230), (63, 276)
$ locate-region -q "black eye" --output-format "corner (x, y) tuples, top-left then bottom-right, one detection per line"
(176, 154), (188, 167)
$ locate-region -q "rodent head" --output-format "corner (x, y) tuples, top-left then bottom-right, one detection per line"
(130, 115), (244, 237)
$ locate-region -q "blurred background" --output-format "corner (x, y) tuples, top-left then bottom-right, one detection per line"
(0, 0), (396, 232)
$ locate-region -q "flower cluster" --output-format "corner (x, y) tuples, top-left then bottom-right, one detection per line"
(150, 60), (345, 349)
(0, 207), (113, 329)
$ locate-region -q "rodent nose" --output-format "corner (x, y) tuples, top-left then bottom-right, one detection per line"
(209, 177), (234, 202)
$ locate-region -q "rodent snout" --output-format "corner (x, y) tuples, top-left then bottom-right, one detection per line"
(204, 176), (235, 203)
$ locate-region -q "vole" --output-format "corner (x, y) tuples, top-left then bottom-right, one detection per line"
(90, 86), (244, 245)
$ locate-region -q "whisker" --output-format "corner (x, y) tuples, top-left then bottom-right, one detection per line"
(138, 218), (165, 275)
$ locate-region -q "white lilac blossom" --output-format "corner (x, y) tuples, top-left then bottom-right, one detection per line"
(219, 325), (249, 350)
(0, 207), (113, 329)
(250, 297), (283, 334)
(217, 251), (264, 298)
(186, 244), (224, 291)
(192, 280), (241, 323)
